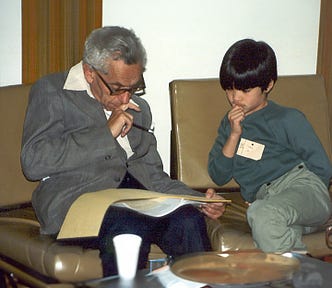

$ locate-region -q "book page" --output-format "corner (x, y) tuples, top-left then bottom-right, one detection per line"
(113, 198), (206, 217)
(57, 188), (230, 240)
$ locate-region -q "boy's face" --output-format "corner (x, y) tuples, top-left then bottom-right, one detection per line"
(225, 81), (273, 116)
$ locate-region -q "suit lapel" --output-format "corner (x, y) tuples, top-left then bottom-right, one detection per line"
(66, 90), (106, 123)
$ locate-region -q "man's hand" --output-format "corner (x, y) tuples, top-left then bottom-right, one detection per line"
(201, 188), (226, 220)
(107, 102), (141, 138)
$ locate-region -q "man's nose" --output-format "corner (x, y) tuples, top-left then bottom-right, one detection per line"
(119, 92), (131, 104)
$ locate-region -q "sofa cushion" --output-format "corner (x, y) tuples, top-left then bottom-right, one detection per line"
(0, 217), (102, 282)
(0, 206), (166, 283)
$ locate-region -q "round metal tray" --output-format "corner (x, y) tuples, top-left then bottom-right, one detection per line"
(170, 251), (300, 286)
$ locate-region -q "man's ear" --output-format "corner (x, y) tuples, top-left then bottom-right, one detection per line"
(265, 80), (275, 93)
(83, 63), (94, 84)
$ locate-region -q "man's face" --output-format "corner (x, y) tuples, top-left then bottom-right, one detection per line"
(87, 60), (143, 111)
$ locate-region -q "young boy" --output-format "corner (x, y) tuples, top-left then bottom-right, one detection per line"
(208, 39), (332, 253)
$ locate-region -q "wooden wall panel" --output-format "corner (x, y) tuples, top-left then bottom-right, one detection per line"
(22, 0), (102, 84)
(317, 0), (332, 130)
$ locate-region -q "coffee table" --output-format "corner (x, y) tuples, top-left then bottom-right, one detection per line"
(78, 253), (332, 287)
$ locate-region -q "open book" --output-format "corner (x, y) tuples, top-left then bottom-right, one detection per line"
(57, 188), (230, 240)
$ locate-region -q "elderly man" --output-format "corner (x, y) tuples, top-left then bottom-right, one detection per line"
(21, 26), (225, 276)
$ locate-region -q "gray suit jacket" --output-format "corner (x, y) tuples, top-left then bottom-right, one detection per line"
(21, 72), (200, 234)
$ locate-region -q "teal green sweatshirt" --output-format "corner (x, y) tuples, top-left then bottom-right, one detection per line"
(208, 100), (332, 202)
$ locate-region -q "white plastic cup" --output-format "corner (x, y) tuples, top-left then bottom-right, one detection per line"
(113, 234), (142, 280)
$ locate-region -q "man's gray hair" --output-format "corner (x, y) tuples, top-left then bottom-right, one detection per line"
(83, 26), (147, 74)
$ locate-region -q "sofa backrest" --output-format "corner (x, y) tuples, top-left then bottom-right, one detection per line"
(169, 75), (331, 190)
(0, 84), (38, 206)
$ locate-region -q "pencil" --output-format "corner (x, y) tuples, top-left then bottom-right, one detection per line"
(133, 123), (154, 133)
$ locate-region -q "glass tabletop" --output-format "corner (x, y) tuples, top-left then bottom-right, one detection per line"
(78, 252), (332, 288)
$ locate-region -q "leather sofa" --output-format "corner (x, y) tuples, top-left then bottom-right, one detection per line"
(169, 75), (332, 257)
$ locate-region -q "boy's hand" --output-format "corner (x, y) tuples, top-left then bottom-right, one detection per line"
(228, 105), (245, 136)
(222, 105), (244, 158)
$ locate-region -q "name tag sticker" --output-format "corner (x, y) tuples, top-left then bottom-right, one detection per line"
(236, 138), (265, 161)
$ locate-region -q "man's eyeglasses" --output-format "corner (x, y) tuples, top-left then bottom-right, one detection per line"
(93, 68), (146, 96)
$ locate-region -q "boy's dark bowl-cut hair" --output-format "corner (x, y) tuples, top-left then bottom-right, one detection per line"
(219, 39), (277, 91)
